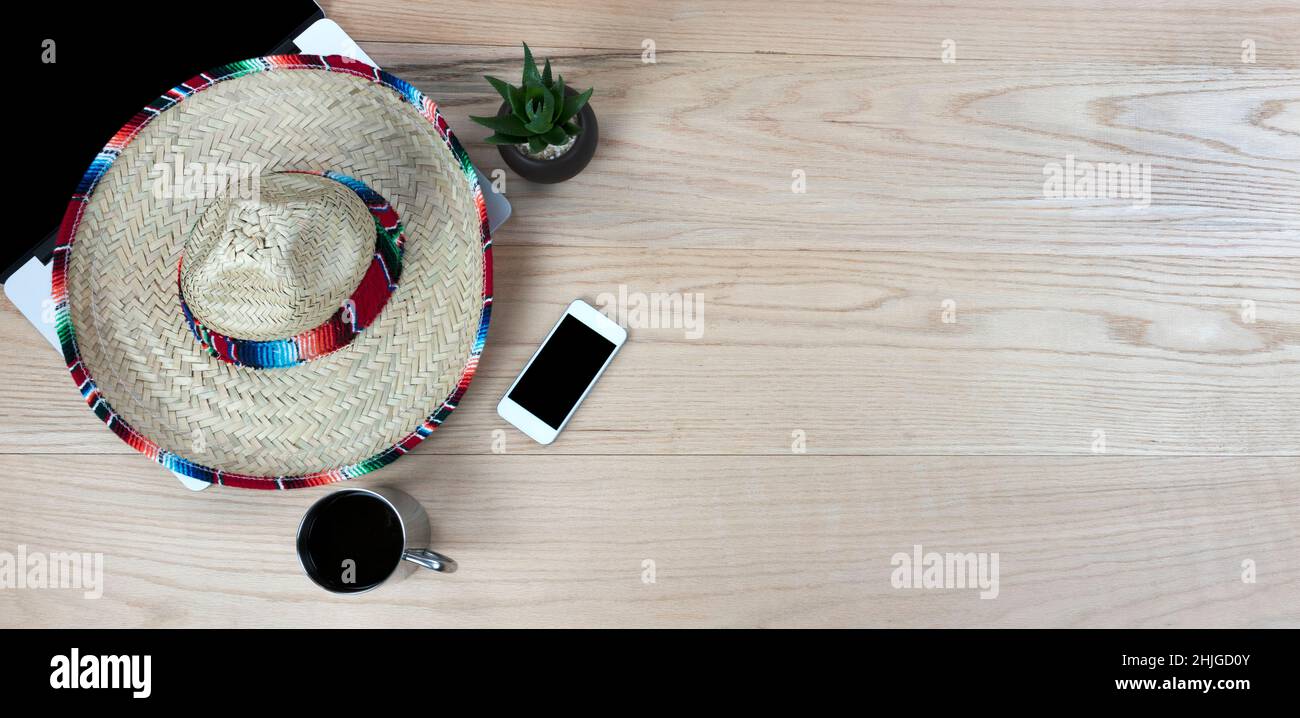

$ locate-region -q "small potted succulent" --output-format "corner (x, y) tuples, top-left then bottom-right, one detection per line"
(471, 43), (597, 184)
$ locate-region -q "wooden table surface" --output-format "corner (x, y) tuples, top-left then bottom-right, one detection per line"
(1, 1), (1297, 627)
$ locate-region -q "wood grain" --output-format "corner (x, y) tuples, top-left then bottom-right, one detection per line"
(0, 454), (1295, 628)
(321, 0), (1300, 66)
(4, 248), (1296, 457)
(0, 1), (1297, 627)
(359, 42), (1300, 255)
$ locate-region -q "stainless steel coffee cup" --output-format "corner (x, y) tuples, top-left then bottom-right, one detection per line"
(296, 487), (456, 594)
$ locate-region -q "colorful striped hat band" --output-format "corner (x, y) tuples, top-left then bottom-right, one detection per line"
(177, 170), (406, 369)
(53, 56), (493, 489)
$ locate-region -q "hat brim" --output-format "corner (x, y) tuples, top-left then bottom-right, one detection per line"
(52, 56), (493, 490)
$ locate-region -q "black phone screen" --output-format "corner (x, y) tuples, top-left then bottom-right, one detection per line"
(508, 315), (616, 429)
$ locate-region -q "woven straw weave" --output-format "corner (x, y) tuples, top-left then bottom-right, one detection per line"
(63, 65), (486, 480)
(179, 172), (378, 342)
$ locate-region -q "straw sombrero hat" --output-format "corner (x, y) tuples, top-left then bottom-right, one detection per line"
(53, 55), (492, 490)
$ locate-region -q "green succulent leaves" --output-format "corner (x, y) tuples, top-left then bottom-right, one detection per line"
(472, 43), (594, 151)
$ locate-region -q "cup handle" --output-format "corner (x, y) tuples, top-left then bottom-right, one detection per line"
(402, 548), (457, 574)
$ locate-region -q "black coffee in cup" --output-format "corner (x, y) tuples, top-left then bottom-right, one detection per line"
(296, 490), (405, 593)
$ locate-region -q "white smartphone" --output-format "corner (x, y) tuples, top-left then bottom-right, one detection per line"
(497, 299), (627, 444)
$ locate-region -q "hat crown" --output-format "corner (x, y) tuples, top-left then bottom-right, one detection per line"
(179, 172), (375, 342)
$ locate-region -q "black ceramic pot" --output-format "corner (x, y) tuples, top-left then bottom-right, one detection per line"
(495, 87), (598, 184)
